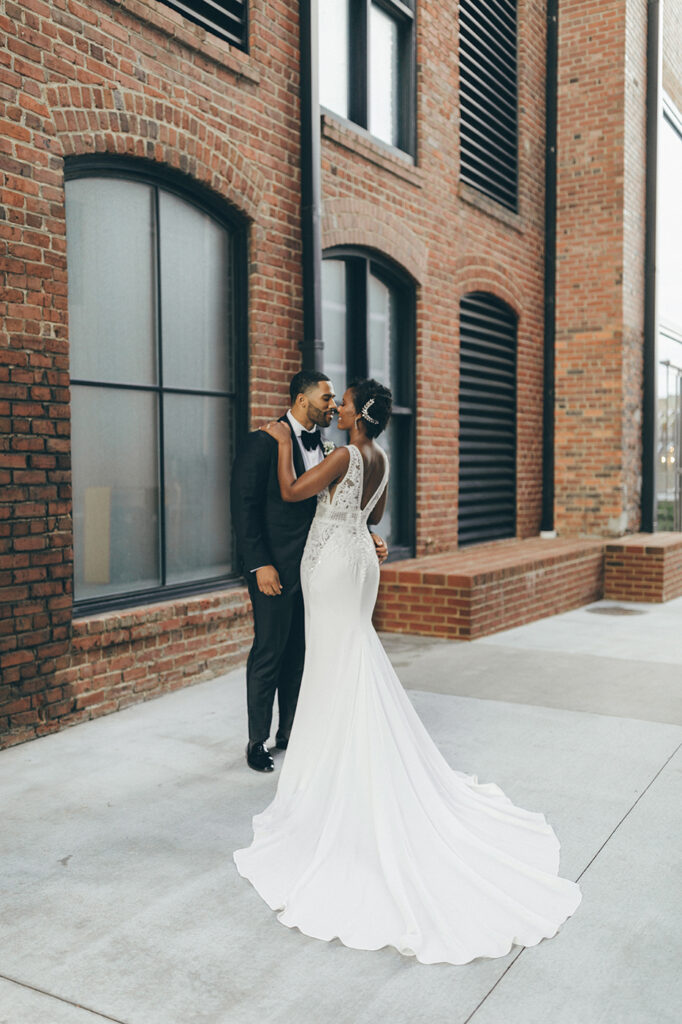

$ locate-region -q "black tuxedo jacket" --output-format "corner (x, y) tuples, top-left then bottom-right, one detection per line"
(230, 416), (319, 591)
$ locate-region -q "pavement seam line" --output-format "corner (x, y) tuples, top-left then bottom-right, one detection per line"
(576, 738), (682, 883)
(0, 972), (130, 1024)
(461, 948), (526, 1024)
(462, 738), (682, 1024)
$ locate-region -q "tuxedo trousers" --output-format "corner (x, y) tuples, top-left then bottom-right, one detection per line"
(245, 573), (305, 744)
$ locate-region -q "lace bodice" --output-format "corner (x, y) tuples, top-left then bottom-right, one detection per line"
(301, 444), (388, 582)
(319, 444), (387, 518)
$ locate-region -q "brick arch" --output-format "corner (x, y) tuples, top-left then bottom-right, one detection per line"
(452, 255), (524, 320)
(48, 88), (265, 222)
(322, 198), (428, 283)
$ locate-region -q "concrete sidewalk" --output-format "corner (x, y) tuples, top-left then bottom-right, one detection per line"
(1, 597), (681, 1024)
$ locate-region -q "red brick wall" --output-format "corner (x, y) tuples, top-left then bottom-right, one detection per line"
(1, 0), (303, 745)
(554, 0), (647, 537)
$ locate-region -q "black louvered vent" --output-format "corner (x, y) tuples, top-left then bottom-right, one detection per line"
(159, 0), (247, 50)
(459, 0), (518, 210)
(458, 293), (517, 546)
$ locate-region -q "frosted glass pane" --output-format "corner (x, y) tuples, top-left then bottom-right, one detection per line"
(65, 178), (156, 385)
(368, 273), (392, 384)
(159, 192), (233, 392)
(322, 259), (347, 374)
(369, 4), (399, 146)
(164, 394), (233, 583)
(71, 386), (159, 599)
(319, 0), (349, 118)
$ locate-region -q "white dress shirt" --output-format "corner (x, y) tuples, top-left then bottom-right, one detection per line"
(286, 410), (324, 472)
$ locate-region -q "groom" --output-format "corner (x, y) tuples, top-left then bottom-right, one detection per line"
(231, 370), (387, 772)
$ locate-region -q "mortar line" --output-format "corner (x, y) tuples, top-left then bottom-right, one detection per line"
(0, 972), (130, 1024)
(462, 739), (682, 1024)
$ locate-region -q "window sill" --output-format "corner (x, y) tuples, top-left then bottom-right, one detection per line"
(113, 0), (260, 84)
(72, 574), (245, 620)
(457, 182), (525, 234)
(321, 111), (423, 188)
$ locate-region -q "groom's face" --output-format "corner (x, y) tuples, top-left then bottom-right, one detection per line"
(303, 381), (337, 429)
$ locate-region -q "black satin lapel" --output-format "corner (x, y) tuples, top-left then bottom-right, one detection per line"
(280, 414), (305, 478)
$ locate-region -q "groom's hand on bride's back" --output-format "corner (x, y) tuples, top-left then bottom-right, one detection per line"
(256, 565), (283, 596)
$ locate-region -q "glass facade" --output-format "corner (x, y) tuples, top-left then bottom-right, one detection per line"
(656, 104), (682, 531)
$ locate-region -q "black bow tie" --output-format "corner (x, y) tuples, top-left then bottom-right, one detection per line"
(300, 429), (321, 451)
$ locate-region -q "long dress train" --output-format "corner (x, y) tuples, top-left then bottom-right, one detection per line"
(233, 444), (581, 965)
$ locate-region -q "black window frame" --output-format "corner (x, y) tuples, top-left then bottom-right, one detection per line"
(322, 0), (417, 157)
(458, 292), (517, 546)
(158, 0), (248, 51)
(65, 155), (249, 617)
(458, 0), (518, 211)
(322, 247), (416, 560)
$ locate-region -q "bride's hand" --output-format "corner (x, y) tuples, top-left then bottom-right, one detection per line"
(261, 421), (291, 444)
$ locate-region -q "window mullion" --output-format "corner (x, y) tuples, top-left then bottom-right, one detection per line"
(349, 0), (369, 128)
(344, 258), (368, 380)
(154, 186), (168, 588)
(398, 9), (415, 155)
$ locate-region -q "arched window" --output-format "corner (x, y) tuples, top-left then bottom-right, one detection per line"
(321, 250), (415, 557)
(65, 159), (246, 611)
(458, 292), (517, 545)
(459, 0), (518, 210)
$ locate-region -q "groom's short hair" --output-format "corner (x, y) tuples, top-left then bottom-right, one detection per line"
(289, 369), (331, 404)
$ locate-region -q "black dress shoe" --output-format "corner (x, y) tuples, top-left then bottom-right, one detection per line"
(275, 736), (288, 750)
(246, 741), (275, 772)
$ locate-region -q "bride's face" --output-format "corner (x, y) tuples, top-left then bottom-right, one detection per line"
(336, 389), (357, 432)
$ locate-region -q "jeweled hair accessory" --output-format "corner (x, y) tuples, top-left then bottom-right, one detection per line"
(361, 399), (379, 424)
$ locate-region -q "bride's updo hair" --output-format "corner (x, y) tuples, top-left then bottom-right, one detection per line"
(349, 378), (392, 439)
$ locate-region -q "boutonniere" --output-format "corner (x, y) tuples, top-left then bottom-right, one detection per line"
(322, 440), (335, 457)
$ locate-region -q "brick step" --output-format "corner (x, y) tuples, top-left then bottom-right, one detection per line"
(604, 532), (682, 603)
(374, 537), (605, 640)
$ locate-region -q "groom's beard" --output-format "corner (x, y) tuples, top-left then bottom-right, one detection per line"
(307, 407), (335, 429)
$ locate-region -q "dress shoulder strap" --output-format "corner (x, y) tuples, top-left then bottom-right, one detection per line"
(362, 447), (389, 518)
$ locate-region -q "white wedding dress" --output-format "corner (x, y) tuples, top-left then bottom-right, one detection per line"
(234, 444), (581, 964)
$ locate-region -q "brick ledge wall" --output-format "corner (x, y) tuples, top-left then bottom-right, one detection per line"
(0, 587), (253, 749)
(373, 538), (605, 640)
(604, 532), (682, 602)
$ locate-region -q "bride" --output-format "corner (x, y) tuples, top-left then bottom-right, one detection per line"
(233, 377), (581, 965)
